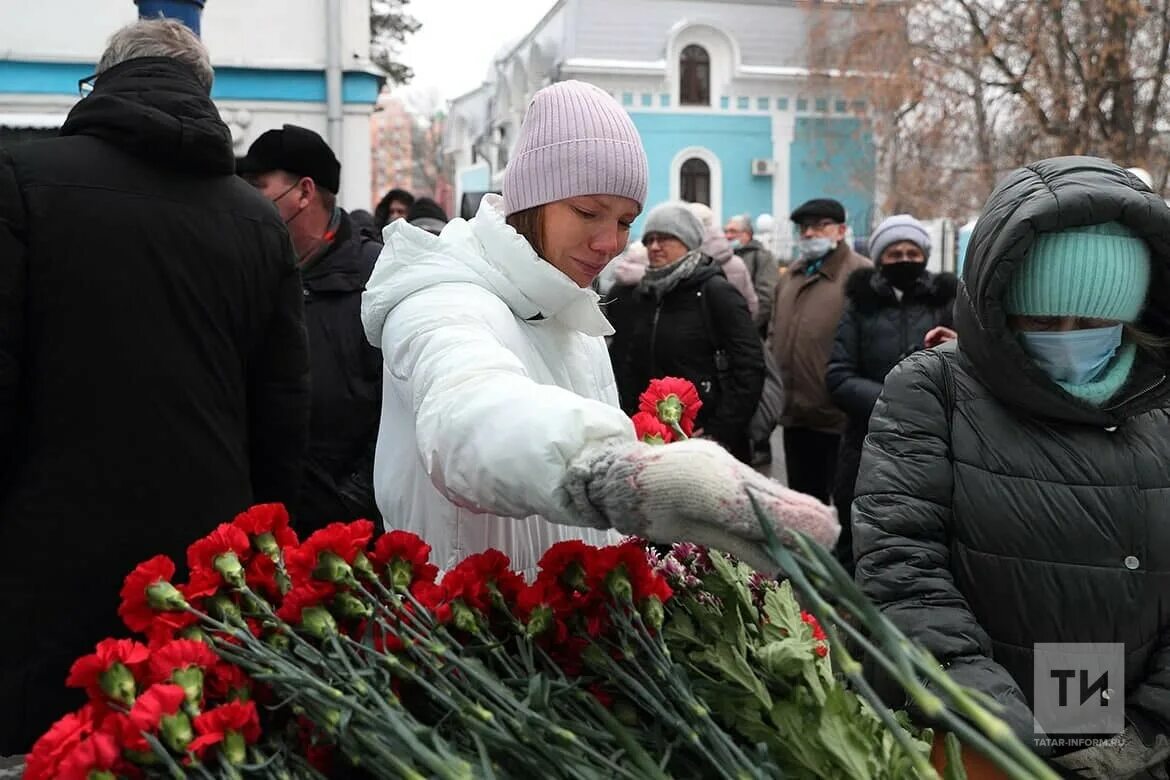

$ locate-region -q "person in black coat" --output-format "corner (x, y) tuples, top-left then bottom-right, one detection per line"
(0, 21), (309, 752)
(238, 125), (383, 534)
(825, 214), (956, 572)
(608, 203), (764, 462)
(854, 158), (1170, 775)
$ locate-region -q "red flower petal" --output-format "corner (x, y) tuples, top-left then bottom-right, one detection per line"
(631, 411), (675, 444)
(232, 503), (299, 549)
(55, 731), (122, 780)
(368, 530), (439, 585)
(118, 555), (180, 634)
(149, 638), (220, 683)
(24, 706), (99, 780)
(190, 700), (261, 758)
(187, 523), (251, 577)
(284, 520), (374, 584)
(66, 638), (151, 700)
(638, 377), (702, 436)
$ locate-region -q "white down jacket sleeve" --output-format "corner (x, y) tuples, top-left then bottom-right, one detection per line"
(380, 282), (635, 527)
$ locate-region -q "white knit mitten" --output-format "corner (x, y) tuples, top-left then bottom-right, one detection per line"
(563, 439), (839, 571)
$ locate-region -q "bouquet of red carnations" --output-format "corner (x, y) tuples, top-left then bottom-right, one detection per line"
(25, 379), (1056, 780)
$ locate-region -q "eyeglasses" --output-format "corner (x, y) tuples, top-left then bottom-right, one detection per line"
(642, 233), (680, 247)
(798, 219), (840, 232)
(78, 73), (97, 97)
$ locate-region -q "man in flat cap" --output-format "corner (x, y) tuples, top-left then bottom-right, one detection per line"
(768, 198), (870, 502)
(239, 124), (383, 534)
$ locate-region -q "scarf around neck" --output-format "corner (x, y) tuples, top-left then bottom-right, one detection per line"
(636, 249), (704, 300)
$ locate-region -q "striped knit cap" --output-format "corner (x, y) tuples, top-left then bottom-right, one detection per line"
(503, 80), (649, 216)
(1006, 221), (1151, 322)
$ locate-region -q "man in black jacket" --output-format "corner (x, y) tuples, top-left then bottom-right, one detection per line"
(238, 125), (383, 534)
(0, 20), (309, 752)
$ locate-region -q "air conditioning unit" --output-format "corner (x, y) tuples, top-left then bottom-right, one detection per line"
(751, 158), (776, 176)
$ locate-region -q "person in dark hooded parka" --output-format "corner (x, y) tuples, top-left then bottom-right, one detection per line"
(854, 157), (1170, 776)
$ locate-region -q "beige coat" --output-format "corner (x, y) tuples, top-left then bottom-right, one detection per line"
(769, 242), (871, 433)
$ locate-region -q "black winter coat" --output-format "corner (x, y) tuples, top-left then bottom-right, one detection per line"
(826, 267), (956, 509)
(294, 212), (383, 533)
(0, 57), (309, 752)
(607, 260), (764, 460)
(854, 157), (1170, 755)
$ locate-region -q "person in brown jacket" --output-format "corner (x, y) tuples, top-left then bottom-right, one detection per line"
(769, 198), (871, 501)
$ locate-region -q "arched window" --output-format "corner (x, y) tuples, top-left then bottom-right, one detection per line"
(679, 44), (710, 106)
(680, 158), (711, 205)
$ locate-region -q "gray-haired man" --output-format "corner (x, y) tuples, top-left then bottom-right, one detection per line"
(0, 19), (309, 751)
(724, 214), (779, 336)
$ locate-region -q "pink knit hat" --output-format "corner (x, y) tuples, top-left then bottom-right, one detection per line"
(503, 80), (649, 216)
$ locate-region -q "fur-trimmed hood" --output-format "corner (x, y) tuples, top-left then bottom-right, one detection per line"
(844, 266), (958, 315)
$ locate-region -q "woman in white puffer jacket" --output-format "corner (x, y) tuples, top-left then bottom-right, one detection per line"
(360, 80), (837, 576)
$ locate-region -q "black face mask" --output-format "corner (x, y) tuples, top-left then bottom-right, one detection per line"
(880, 261), (925, 292)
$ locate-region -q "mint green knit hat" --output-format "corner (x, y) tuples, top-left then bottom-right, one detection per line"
(1005, 221), (1151, 322)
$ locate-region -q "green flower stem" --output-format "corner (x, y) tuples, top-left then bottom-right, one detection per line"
(749, 494), (1059, 780)
(580, 689), (671, 780)
(790, 537), (1055, 779)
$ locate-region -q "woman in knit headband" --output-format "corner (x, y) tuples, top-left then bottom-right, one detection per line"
(360, 80), (837, 577)
(852, 157), (1170, 775)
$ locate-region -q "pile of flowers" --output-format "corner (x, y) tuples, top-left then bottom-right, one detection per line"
(26, 377), (1057, 779)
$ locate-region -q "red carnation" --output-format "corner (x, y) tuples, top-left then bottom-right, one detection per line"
(590, 542), (673, 606)
(122, 684), (188, 753)
(411, 581), (453, 624)
(205, 662), (253, 703)
(440, 549), (524, 613)
(631, 411), (675, 444)
(150, 639), (219, 682)
(232, 502), (299, 552)
(188, 523), (252, 587)
(119, 555), (189, 635)
(66, 638), (150, 705)
(245, 553), (283, 602)
(368, 530), (438, 589)
(276, 581), (336, 624)
(24, 706), (100, 780)
(516, 580), (571, 643)
(284, 520), (375, 586)
(801, 611), (829, 657)
(189, 700), (262, 761)
(638, 377), (702, 437)
(536, 540), (596, 593)
(55, 731), (123, 780)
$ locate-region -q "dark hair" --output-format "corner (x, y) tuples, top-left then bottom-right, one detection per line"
(374, 188), (415, 229)
(407, 197), (448, 223)
(506, 207), (546, 258)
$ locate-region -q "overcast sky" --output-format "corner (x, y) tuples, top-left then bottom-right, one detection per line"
(396, 0), (558, 101)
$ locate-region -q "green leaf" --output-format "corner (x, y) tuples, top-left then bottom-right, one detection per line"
(817, 687), (877, 780)
(663, 609), (700, 647)
(757, 639), (815, 679)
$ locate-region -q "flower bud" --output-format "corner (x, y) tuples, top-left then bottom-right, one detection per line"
(331, 591), (372, 621)
(146, 580), (189, 612)
(208, 595), (243, 626)
(160, 711), (193, 754)
(98, 662), (137, 708)
(525, 605), (553, 638)
(606, 571), (634, 603)
(253, 531), (280, 559)
(223, 730), (248, 765)
(313, 551), (355, 585)
(388, 559), (414, 592)
(276, 568), (293, 596)
(171, 667), (205, 709)
(300, 606), (338, 639)
(451, 601), (479, 635)
(265, 630), (291, 653)
(640, 596), (665, 631)
(214, 552), (246, 589)
(352, 552), (377, 582)
(655, 395), (684, 425)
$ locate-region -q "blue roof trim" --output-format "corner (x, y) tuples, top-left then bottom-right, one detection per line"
(0, 61), (382, 104)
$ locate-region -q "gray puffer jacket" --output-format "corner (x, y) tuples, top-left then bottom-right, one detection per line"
(854, 156), (1170, 754)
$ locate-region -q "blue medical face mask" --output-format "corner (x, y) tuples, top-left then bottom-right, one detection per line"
(1016, 324), (1123, 385)
(797, 236), (837, 262)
